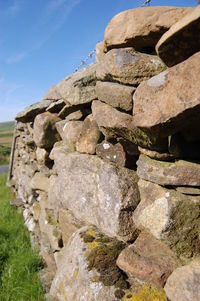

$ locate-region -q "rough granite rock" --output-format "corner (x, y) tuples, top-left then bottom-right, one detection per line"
(56, 63), (97, 106)
(138, 146), (175, 161)
(42, 85), (62, 101)
(157, 6), (200, 67)
(92, 100), (168, 151)
(104, 6), (192, 52)
(30, 172), (50, 193)
(16, 100), (52, 123)
(133, 52), (200, 137)
(62, 121), (83, 148)
(46, 99), (66, 113)
(96, 48), (166, 86)
(96, 41), (105, 63)
(76, 115), (102, 154)
(54, 150), (140, 241)
(33, 112), (61, 149)
(133, 179), (200, 259)
(117, 231), (179, 288)
(96, 81), (135, 111)
(36, 148), (49, 165)
(137, 154), (200, 186)
(164, 260), (200, 301)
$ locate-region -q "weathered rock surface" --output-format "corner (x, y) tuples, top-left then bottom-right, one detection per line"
(76, 115), (101, 154)
(138, 146), (175, 161)
(46, 99), (65, 113)
(164, 260), (200, 301)
(33, 112), (61, 149)
(137, 154), (200, 186)
(157, 6), (200, 66)
(96, 81), (135, 111)
(96, 41), (105, 63)
(92, 100), (168, 151)
(133, 52), (200, 137)
(133, 179), (200, 259)
(56, 63), (97, 106)
(54, 150), (140, 241)
(62, 121), (83, 148)
(117, 231), (179, 287)
(16, 101), (51, 122)
(104, 6), (192, 52)
(42, 85), (62, 101)
(97, 48), (166, 86)
(36, 148), (49, 165)
(30, 172), (50, 192)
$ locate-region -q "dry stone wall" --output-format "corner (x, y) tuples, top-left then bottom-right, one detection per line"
(8, 4), (200, 301)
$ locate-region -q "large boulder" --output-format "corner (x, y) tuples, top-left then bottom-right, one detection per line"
(56, 63), (97, 106)
(96, 81), (135, 111)
(164, 260), (200, 301)
(16, 100), (52, 123)
(156, 6), (200, 66)
(96, 48), (166, 86)
(137, 154), (200, 186)
(133, 179), (200, 259)
(54, 150), (140, 241)
(33, 112), (61, 149)
(30, 172), (50, 193)
(104, 6), (192, 52)
(117, 231), (179, 288)
(133, 52), (200, 137)
(92, 100), (168, 151)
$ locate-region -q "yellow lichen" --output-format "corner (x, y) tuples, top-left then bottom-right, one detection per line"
(73, 268), (79, 279)
(122, 285), (167, 301)
(85, 229), (96, 237)
(87, 240), (100, 250)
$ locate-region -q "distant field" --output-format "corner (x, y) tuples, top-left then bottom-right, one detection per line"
(0, 122), (14, 165)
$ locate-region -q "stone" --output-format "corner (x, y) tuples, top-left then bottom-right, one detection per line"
(104, 6), (192, 52)
(65, 108), (90, 121)
(58, 208), (84, 245)
(156, 6), (200, 67)
(32, 202), (41, 221)
(54, 150), (140, 241)
(97, 48), (166, 86)
(96, 81), (135, 111)
(76, 115), (102, 154)
(57, 63), (97, 106)
(36, 147), (49, 165)
(117, 231), (179, 288)
(138, 146), (175, 161)
(96, 140), (138, 168)
(164, 260), (200, 301)
(96, 41), (105, 63)
(55, 120), (66, 140)
(176, 186), (200, 195)
(133, 179), (200, 259)
(92, 100), (168, 151)
(137, 154), (200, 186)
(48, 175), (61, 219)
(42, 85), (62, 101)
(16, 100), (52, 123)
(133, 52), (200, 137)
(30, 172), (50, 192)
(50, 227), (121, 301)
(33, 112), (61, 149)
(62, 121), (83, 148)
(46, 99), (65, 113)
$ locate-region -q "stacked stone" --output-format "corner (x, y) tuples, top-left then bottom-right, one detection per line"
(9, 4), (200, 301)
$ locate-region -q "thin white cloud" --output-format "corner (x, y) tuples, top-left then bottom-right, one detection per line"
(47, 0), (68, 12)
(6, 52), (26, 64)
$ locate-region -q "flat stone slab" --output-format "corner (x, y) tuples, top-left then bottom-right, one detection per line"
(54, 150), (140, 241)
(164, 260), (200, 301)
(157, 6), (200, 67)
(117, 231), (179, 287)
(104, 6), (192, 52)
(137, 154), (200, 187)
(96, 48), (166, 86)
(16, 100), (52, 122)
(133, 52), (200, 137)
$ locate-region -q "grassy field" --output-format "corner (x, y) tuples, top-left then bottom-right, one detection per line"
(0, 122), (14, 165)
(0, 174), (45, 301)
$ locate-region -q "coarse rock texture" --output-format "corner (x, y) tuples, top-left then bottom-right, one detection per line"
(54, 150), (140, 241)
(33, 112), (61, 149)
(133, 52), (200, 137)
(96, 81), (135, 111)
(92, 100), (168, 151)
(137, 154), (200, 186)
(30, 172), (50, 193)
(104, 6), (192, 52)
(96, 48), (166, 86)
(117, 231), (179, 288)
(133, 179), (200, 260)
(157, 6), (200, 67)
(56, 63), (97, 106)
(61, 120), (83, 147)
(16, 100), (52, 122)
(164, 260), (200, 301)
(76, 115), (102, 154)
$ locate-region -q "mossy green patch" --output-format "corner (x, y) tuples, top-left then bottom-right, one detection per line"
(121, 285), (167, 301)
(165, 200), (200, 261)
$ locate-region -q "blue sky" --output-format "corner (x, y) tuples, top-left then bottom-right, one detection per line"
(0, 0), (197, 122)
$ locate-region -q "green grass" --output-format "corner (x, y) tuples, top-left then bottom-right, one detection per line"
(0, 174), (45, 301)
(0, 122), (15, 133)
(0, 145), (11, 165)
(0, 122), (14, 165)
